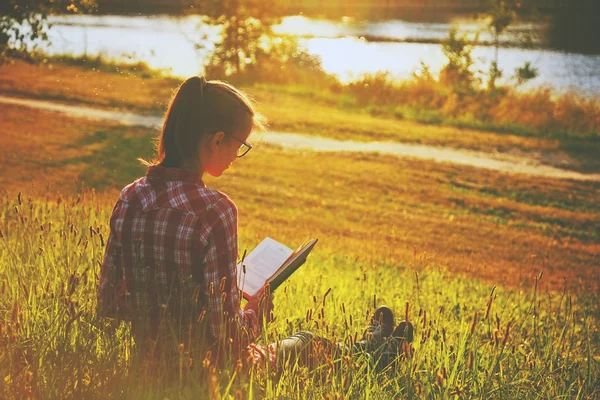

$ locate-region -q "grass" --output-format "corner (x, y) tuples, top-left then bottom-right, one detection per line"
(0, 58), (599, 398)
(1, 104), (598, 292)
(1, 188), (599, 398)
(1, 57), (599, 173)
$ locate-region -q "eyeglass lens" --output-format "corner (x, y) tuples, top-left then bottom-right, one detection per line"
(237, 144), (251, 157)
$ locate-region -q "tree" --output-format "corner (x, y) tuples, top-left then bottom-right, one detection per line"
(440, 28), (477, 91)
(194, 0), (285, 76)
(514, 61), (538, 86)
(485, 0), (516, 90)
(0, 0), (95, 57)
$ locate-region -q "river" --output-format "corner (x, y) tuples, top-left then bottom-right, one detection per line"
(33, 14), (600, 96)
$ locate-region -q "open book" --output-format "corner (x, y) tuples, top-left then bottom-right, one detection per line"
(237, 236), (318, 300)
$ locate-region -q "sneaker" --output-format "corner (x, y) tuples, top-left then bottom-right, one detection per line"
(353, 305), (395, 353)
(377, 320), (414, 370)
(391, 320), (414, 343)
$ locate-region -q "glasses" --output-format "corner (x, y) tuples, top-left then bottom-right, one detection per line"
(227, 134), (253, 158)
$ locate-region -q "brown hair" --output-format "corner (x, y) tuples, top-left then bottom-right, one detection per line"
(143, 76), (265, 168)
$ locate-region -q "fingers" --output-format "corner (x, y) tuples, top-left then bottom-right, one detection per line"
(245, 284), (274, 323)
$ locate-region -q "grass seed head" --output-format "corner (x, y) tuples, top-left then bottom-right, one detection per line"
(470, 311), (479, 335)
(435, 371), (444, 387)
(468, 350), (474, 371)
(502, 321), (513, 347)
(11, 301), (19, 323)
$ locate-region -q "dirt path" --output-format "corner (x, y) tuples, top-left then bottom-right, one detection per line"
(2, 95), (599, 182)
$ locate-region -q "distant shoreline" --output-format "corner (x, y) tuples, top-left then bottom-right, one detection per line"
(300, 34), (545, 51)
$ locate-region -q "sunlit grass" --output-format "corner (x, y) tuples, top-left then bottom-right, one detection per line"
(2, 57), (599, 174)
(0, 57), (599, 399)
(0, 190), (598, 398)
(1, 104), (598, 291)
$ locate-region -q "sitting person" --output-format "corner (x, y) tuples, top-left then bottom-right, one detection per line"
(96, 76), (413, 374)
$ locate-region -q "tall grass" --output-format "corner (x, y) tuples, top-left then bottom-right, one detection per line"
(339, 72), (600, 141)
(1, 191), (598, 399)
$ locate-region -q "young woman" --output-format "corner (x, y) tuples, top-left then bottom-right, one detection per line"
(97, 76), (272, 365)
(97, 75), (414, 372)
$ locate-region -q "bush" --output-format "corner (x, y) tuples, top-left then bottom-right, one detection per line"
(344, 72), (399, 105)
(206, 34), (334, 87)
(340, 70), (599, 139)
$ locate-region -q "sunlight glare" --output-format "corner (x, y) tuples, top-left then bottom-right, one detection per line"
(273, 16), (347, 37)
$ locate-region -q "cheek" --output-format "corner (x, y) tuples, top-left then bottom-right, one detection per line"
(206, 150), (234, 174)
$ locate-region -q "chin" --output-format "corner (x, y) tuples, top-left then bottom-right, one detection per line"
(208, 169), (225, 178)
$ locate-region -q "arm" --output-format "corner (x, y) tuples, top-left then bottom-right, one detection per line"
(203, 196), (263, 351)
(97, 201), (126, 319)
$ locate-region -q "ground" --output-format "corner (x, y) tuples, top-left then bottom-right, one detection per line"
(0, 58), (598, 399)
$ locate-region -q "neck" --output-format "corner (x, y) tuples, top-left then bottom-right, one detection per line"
(180, 159), (204, 178)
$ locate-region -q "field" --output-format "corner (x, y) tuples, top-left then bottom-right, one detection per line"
(3, 58), (599, 173)
(0, 60), (599, 398)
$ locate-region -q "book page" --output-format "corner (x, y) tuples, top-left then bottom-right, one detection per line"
(237, 238), (292, 298)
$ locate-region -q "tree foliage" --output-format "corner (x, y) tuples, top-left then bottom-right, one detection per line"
(0, 0), (96, 57)
(514, 61), (538, 86)
(194, 0), (285, 76)
(440, 28), (478, 91)
(485, 0), (517, 90)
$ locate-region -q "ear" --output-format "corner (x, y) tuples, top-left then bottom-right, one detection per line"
(210, 131), (226, 151)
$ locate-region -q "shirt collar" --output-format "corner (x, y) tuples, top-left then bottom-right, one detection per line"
(146, 165), (206, 187)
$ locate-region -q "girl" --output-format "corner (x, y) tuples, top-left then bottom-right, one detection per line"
(97, 75), (414, 373)
(97, 76), (272, 365)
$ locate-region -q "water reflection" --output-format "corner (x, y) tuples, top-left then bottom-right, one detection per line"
(274, 15), (539, 43)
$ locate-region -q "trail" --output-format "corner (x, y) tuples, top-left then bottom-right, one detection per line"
(1, 95), (598, 182)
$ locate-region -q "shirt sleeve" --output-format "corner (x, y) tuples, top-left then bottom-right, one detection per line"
(203, 195), (260, 348)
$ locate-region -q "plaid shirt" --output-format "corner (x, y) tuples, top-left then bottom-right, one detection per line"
(97, 166), (259, 350)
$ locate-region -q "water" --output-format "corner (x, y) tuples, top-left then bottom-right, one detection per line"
(3, 94), (598, 182)
(33, 14), (600, 96)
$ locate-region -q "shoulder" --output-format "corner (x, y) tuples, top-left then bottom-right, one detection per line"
(116, 177), (145, 203)
(111, 177), (237, 219)
(191, 186), (238, 219)
(157, 180), (237, 218)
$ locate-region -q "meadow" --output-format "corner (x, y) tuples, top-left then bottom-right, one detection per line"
(1, 56), (599, 173)
(0, 59), (599, 398)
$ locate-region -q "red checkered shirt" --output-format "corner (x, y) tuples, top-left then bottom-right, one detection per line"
(97, 165), (259, 349)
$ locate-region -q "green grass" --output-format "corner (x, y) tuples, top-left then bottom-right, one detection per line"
(0, 191), (598, 398)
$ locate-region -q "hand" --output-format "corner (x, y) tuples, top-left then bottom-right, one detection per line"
(245, 285), (274, 324)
